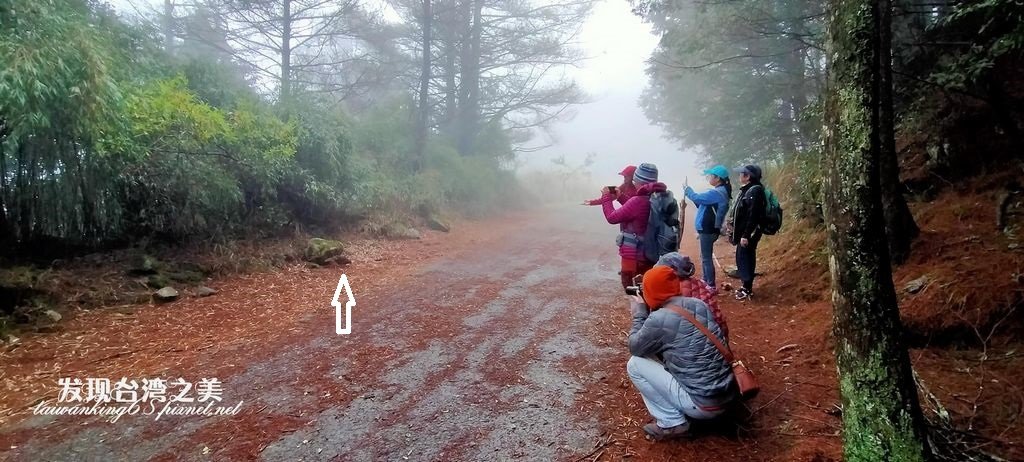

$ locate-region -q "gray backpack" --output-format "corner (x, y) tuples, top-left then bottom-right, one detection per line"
(642, 190), (681, 263)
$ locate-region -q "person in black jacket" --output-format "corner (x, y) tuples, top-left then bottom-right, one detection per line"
(729, 165), (766, 300)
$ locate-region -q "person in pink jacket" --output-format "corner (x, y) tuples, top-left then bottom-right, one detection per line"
(584, 165), (638, 206)
(595, 163), (667, 291)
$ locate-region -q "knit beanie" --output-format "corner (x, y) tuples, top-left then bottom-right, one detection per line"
(656, 252), (696, 279)
(633, 163), (658, 184)
(641, 265), (682, 309)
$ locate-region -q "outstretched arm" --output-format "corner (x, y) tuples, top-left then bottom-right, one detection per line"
(685, 186), (725, 206)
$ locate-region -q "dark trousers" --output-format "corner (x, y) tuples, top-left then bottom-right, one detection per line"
(735, 237), (760, 291)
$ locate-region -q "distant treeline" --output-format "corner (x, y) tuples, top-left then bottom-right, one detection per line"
(634, 0), (1023, 210)
(0, 0), (592, 251)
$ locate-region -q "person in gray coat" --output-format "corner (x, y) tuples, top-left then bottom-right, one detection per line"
(626, 265), (738, 440)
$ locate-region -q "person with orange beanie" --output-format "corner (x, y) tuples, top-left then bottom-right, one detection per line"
(639, 266), (682, 309)
(626, 263), (737, 441)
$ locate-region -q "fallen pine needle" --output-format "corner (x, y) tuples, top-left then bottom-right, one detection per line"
(574, 438), (617, 462)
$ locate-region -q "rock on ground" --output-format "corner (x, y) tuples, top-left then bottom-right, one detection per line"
(154, 287), (179, 302)
(43, 310), (62, 323)
(305, 238), (346, 265)
(905, 275), (929, 294)
(195, 286), (218, 297)
(426, 215), (451, 233)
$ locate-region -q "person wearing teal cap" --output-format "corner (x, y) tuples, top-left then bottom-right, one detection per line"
(682, 165), (732, 288)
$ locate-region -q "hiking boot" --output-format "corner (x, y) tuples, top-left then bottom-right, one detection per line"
(734, 288), (752, 300)
(643, 422), (692, 441)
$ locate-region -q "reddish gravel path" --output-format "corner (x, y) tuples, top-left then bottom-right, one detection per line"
(0, 205), (841, 461)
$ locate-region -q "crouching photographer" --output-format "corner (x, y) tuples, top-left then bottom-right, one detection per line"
(625, 264), (739, 441)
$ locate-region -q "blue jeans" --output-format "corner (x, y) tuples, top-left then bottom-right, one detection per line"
(698, 232), (719, 287)
(626, 356), (724, 428)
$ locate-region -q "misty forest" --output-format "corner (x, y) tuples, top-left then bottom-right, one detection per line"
(1, 0), (1023, 460)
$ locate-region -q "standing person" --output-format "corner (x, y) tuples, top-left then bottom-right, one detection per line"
(597, 163), (667, 292)
(729, 165), (766, 301)
(625, 265), (737, 440)
(683, 165), (732, 289)
(583, 165), (638, 206)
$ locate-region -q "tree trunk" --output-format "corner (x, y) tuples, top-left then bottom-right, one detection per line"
(443, 37), (458, 135)
(414, 0), (432, 171)
(789, 50), (814, 153)
(17, 141), (33, 242)
(438, 0), (460, 134)
(878, 0), (918, 264)
(456, 0), (482, 156)
(822, 1), (931, 461)
(776, 0), (804, 161)
(163, 0), (175, 51)
(73, 140), (97, 242)
(0, 131), (10, 244)
(280, 0), (292, 105)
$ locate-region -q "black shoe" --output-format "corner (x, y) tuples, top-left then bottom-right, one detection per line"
(734, 288), (752, 300)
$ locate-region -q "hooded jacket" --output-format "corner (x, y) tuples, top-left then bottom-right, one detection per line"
(629, 295), (737, 408)
(601, 182), (667, 261)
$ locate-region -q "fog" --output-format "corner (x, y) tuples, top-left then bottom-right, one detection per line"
(520, 0), (705, 192)
(110, 0), (705, 194)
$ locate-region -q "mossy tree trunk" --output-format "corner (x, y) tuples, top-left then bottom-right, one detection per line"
(822, 1), (932, 461)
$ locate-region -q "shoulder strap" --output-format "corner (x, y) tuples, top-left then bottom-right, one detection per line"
(664, 304), (734, 363)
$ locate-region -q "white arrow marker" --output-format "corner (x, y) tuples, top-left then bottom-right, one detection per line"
(332, 274), (356, 335)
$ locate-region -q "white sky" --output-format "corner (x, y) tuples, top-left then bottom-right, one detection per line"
(109, 0), (704, 188)
(521, 0), (703, 189)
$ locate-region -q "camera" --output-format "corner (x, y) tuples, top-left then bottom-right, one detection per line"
(624, 274), (643, 297)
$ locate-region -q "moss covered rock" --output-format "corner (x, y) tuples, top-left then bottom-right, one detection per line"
(426, 215), (451, 233)
(305, 238), (346, 265)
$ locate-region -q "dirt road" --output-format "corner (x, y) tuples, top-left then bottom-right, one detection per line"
(0, 205), (842, 461)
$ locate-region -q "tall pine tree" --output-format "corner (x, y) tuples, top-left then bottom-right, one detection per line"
(821, 0), (931, 460)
